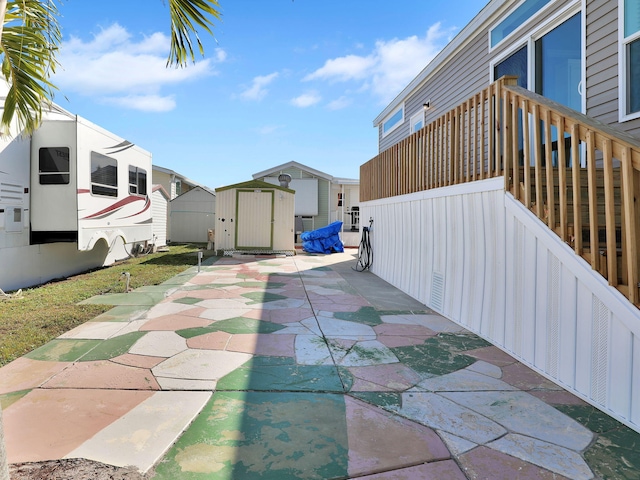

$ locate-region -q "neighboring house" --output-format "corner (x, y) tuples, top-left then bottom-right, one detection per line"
(360, 0), (640, 435)
(0, 97), (153, 292)
(151, 185), (170, 248)
(168, 186), (216, 243)
(152, 165), (215, 245)
(252, 161), (360, 246)
(152, 165), (199, 200)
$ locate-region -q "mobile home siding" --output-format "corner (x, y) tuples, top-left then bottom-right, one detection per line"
(586, 0), (619, 125)
(378, 0), (593, 153)
(584, 0), (640, 138)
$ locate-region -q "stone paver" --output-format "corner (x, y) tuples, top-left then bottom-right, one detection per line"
(3, 251), (639, 479)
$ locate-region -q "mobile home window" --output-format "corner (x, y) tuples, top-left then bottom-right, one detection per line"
(409, 111), (425, 133)
(382, 105), (404, 137)
(490, 0), (551, 48)
(38, 147), (70, 184)
(623, 0), (640, 116)
(129, 166), (147, 195)
(90, 152), (118, 197)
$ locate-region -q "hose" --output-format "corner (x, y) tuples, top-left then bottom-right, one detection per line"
(353, 218), (373, 272)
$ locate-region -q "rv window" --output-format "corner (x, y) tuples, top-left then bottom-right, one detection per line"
(129, 166), (147, 195)
(39, 147), (70, 184)
(91, 152), (118, 197)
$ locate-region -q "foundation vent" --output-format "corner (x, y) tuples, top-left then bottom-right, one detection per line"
(546, 254), (560, 377)
(590, 296), (610, 406)
(431, 272), (445, 313)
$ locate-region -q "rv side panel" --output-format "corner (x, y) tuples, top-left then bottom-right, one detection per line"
(30, 121), (78, 235)
(74, 117), (153, 252)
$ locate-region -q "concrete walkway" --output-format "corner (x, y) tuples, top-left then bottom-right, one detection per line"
(1, 252), (639, 479)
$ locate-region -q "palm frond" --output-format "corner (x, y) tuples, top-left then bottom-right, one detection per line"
(0, 0), (60, 135)
(167, 0), (221, 68)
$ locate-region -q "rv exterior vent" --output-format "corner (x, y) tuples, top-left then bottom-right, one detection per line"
(431, 272), (445, 312)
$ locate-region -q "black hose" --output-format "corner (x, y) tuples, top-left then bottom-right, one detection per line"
(354, 219), (373, 271)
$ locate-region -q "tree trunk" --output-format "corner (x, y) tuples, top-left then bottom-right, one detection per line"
(0, 405), (9, 480)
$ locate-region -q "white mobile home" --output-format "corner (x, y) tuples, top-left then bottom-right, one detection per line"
(0, 104), (152, 292)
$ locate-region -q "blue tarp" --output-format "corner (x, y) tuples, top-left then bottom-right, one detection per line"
(300, 221), (344, 254)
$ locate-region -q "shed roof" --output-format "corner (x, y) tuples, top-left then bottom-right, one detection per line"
(215, 179), (295, 194)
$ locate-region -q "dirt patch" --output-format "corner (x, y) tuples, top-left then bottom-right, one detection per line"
(10, 458), (152, 479)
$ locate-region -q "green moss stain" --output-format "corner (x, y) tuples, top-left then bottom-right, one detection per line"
(585, 427), (640, 480)
(174, 297), (203, 305)
(155, 391), (348, 480)
(241, 292), (287, 305)
(178, 318), (284, 338)
(351, 392), (403, 410)
(0, 389), (31, 410)
(334, 306), (383, 326)
(25, 339), (102, 362)
(217, 360), (345, 393)
(555, 404), (625, 434)
(78, 331), (147, 361)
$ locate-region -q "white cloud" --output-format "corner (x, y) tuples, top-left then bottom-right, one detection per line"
(290, 91), (321, 108)
(304, 23), (452, 104)
(104, 94), (176, 112)
(53, 23), (216, 111)
(304, 55), (375, 82)
(240, 72), (279, 101)
(256, 124), (281, 135)
(215, 48), (228, 62)
(327, 96), (352, 110)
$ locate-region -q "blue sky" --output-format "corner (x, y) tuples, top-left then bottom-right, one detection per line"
(51, 0), (488, 189)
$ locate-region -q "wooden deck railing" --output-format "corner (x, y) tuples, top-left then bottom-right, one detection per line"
(360, 76), (640, 305)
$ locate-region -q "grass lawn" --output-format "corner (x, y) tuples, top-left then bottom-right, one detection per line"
(0, 244), (217, 367)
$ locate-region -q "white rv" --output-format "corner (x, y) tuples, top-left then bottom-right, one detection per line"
(0, 103), (153, 292)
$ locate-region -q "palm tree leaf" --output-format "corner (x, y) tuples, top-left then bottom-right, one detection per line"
(0, 0), (60, 135)
(167, 0), (221, 67)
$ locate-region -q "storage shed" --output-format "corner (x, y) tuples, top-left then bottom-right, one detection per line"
(168, 186), (216, 243)
(151, 185), (169, 248)
(215, 179), (295, 255)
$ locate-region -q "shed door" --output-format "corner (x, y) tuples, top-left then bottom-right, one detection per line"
(236, 189), (273, 249)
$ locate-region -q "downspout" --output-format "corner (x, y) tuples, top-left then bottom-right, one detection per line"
(340, 184), (344, 235)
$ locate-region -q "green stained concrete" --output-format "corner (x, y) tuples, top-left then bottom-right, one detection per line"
(217, 357), (346, 392)
(134, 285), (176, 294)
(160, 272), (198, 285)
(334, 306), (383, 326)
(77, 332), (147, 361)
(89, 305), (148, 322)
(178, 318), (285, 338)
(79, 291), (166, 306)
(433, 333), (492, 352)
(174, 297), (203, 305)
(25, 339), (102, 362)
(351, 392), (403, 410)
(241, 292), (287, 305)
(0, 389), (30, 410)
(391, 337), (476, 375)
(154, 391), (348, 480)
(555, 404), (626, 434)
(321, 282), (359, 295)
(585, 427), (640, 479)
